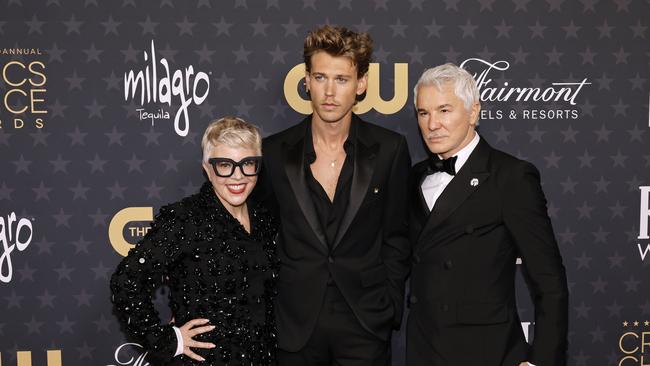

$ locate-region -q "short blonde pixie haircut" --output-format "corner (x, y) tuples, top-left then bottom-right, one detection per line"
(201, 116), (262, 163)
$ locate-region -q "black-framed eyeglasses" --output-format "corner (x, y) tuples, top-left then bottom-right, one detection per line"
(207, 156), (262, 177)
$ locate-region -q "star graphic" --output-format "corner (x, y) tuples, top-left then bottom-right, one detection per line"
(629, 73), (646, 90)
(45, 43), (66, 62)
(53, 262), (75, 280)
(613, 47), (630, 64)
(101, 15), (120, 35)
(142, 127), (162, 145)
(250, 72), (270, 91)
(624, 275), (641, 292)
(17, 262), (36, 282)
(63, 14), (83, 34)
(543, 151), (562, 168)
(65, 70), (85, 91)
(562, 20), (580, 38)
(89, 208), (109, 227)
(13, 155), (32, 174)
(35, 236), (54, 255)
(87, 154), (108, 173)
(77, 342), (95, 359)
(25, 316), (44, 334)
(25, 15), (45, 34)
(48, 99), (68, 118)
(459, 20), (478, 38)
(107, 181), (127, 200)
(181, 180), (201, 196)
(527, 125), (545, 142)
(594, 124), (612, 142)
(250, 17), (269, 36)
(424, 18), (444, 38)
(353, 18), (374, 33)
(53, 208), (72, 227)
(93, 314), (112, 333)
(557, 227), (577, 244)
(144, 180), (164, 200)
(67, 126), (88, 146)
(282, 18), (302, 37)
(176, 16), (196, 36)
(90, 261), (112, 280)
(0, 182), (15, 201)
(270, 99), (289, 119)
(57, 316), (75, 333)
(120, 43), (139, 63)
(374, 45), (391, 63)
(269, 45), (288, 64)
(71, 235), (91, 254)
(161, 154), (181, 172)
(214, 72), (234, 91)
(233, 44), (252, 63)
(630, 19), (647, 38)
(574, 301), (591, 318)
(139, 16), (158, 35)
(591, 227), (609, 243)
(234, 99), (253, 117)
(529, 20), (546, 39)
(576, 202), (594, 219)
(85, 99), (106, 118)
(213, 17), (232, 36)
(611, 98), (629, 116)
(30, 130), (49, 146)
(389, 19), (408, 37)
(510, 47), (529, 64)
(70, 181), (90, 200)
(593, 176), (610, 193)
(83, 43), (103, 62)
(37, 290), (56, 308)
(73, 289), (93, 306)
(579, 47), (597, 64)
(610, 150), (628, 167)
(105, 126), (125, 146)
(609, 201), (627, 218)
(195, 44), (215, 64)
(407, 45), (425, 64)
(545, 46), (563, 65)
(560, 176), (578, 194)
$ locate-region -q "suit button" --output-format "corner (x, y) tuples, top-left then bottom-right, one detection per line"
(443, 260), (453, 270)
(441, 304), (449, 312)
(328, 256), (334, 264)
(409, 295), (418, 304)
(465, 225), (474, 234)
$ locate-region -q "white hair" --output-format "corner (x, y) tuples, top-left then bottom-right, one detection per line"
(201, 116), (262, 163)
(413, 63), (479, 110)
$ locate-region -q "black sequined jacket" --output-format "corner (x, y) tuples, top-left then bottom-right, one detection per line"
(110, 182), (279, 366)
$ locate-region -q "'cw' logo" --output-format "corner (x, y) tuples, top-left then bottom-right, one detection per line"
(0, 350), (61, 366)
(109, 207), (153, 257)
(284, 63), (408, 115)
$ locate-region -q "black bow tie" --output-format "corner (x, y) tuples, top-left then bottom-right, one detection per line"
(428, 155), (457, 176)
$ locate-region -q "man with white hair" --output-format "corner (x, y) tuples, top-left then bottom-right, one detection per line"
(406, 63), (569, 366)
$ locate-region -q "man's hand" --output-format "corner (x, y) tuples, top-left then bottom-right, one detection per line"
(179, 318), (216, 362)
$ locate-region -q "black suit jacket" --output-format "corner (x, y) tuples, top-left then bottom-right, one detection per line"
(258, 114), (411, 351)
(406, 137), (568, 366)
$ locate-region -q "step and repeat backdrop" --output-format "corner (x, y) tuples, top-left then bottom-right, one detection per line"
(1, 0), (649, 365)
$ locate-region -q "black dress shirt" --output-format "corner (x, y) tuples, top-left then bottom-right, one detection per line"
(304, 121), (357, 248)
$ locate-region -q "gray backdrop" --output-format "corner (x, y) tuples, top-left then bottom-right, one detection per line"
(1, 0), (649, 365)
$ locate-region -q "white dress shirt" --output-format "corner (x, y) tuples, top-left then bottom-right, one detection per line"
(421, 132), (480, 211)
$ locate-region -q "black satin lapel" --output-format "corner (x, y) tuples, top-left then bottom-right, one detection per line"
(417, 140), (492, 245)
(283, 141), (329, 250)
(332, 142), (378, 250)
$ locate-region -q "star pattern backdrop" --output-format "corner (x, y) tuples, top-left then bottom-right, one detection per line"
(0, 0), (649, 365)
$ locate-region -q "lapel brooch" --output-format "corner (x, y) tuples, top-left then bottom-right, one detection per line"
(470, 178), (479, 187)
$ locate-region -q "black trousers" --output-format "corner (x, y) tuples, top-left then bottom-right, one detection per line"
(278, 285), (390, 366)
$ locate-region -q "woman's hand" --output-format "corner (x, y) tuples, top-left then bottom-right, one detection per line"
(179, 318), (216, 362)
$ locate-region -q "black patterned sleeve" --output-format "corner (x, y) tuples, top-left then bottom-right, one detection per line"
(110, 204), (183, 363)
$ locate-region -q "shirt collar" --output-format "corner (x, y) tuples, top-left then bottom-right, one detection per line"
(436, 132), (480, 174)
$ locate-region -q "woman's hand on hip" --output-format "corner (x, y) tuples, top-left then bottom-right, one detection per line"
(179, 318), (216, 362)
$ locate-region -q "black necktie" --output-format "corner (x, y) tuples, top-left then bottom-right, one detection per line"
(428, 155), (457, 176)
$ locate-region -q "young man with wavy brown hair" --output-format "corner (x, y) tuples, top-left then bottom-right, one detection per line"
(257, 25), (411, 365)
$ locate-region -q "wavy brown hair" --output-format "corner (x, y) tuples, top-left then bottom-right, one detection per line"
(303, 25), (373, 78)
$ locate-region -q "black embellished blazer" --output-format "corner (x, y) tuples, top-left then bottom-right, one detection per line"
(110, 182), (279, 366)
